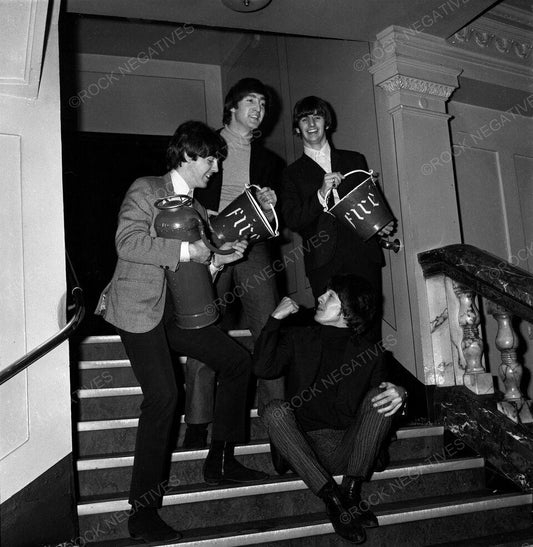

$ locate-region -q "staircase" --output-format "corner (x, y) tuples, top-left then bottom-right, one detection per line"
(71, 334), (533, 546)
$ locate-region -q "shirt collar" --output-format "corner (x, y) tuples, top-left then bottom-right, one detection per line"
(303, 141), (331, 162)
(170, 169), (193, 196)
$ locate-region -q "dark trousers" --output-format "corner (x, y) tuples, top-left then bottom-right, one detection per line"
(185, 242), (283, 424)
(261, 388), (393, 495)
(118, 319), (251, 508)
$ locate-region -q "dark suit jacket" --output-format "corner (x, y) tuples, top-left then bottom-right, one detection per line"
(281, 148), (383, 274)
(253, 316), (387, 427)
(195, 136), (282, 212)
(96, 172), (209, 333)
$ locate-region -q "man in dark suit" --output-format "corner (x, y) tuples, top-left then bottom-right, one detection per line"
(183, 78), (283, 448)
(281, 96), (393, 301)
(253, 274), (407, 544)
(96, 121), (267, 543)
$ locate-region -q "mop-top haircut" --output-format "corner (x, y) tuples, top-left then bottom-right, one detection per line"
(166, 120), (227, 170)
(292, 95), (334, 134)
(222, 78), (269, 126)
(327, 274), (378, 335)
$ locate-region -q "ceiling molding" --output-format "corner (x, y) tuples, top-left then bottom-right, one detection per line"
(448, 11), (533, 65)
(485, 3), (533, 30)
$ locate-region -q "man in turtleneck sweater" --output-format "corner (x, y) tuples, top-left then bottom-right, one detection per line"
(253, 274), (407, 545)
(184, 78), (283, 448)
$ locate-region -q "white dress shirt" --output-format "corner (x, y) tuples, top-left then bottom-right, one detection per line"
(170, 169), (192, 261)
(304, 142), (339, 210)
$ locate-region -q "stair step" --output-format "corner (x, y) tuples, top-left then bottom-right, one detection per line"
(76, 332), (252, 361)
(76, 409), (268, 456)
(72, 336), (533, 546)
(77, 456), (487, 539)
(77, 359), (141, 388)
(82, 490), (532, 546)
(76, 434), (483, 496)
(75, 400), (443, 458)
(429, 525), (533, 546)
(77, 443), (275, 497)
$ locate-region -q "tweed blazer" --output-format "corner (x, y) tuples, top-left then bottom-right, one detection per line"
(96, 172), (208, 333)
(281, 148), (382, 273)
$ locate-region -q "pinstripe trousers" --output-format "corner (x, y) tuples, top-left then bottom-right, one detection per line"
(261, 387), (393, 495)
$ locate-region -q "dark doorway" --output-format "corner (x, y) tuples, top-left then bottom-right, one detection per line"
(62, 132), (170, 335)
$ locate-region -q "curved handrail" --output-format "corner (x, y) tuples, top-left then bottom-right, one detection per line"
(418, 243), (533, 322)
(0, 265), (85, 386)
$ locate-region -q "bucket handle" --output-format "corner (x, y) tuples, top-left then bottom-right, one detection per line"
(329, 170), (402, 253)
(342, 168), (376, 179)
(246, 184), (280, 237)
(325, 169), (377, 213)
(198, 223), (235, 255)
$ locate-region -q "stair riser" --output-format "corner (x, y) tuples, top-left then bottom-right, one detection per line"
(77, 419), (267, 457)
(78, 468), (485, 540)
(273, 505), (533, 546)
(76, 342), (129, 361)
(76, 418), (443, 458)
(78, 367), (139, 389)
(77, 395), (145, 421)
(77, 453), (276, 497)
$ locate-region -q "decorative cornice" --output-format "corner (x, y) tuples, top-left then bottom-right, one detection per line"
(378, 75), (455, 99)
(448, 10), (533, 64)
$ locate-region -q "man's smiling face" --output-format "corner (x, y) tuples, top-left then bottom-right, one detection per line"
(230, 93), (266, 135)
(297, 111), (327, 150)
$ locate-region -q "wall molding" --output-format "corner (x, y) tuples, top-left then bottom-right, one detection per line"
(73, 53), (223, 130)
(373, 25), (532, 95)
(0, 0), (50, 99)
(378, 75), (455, 99)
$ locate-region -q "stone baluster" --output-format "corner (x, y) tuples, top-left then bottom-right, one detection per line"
(488, 303), (533, 423)
(452, 282), (494, 394)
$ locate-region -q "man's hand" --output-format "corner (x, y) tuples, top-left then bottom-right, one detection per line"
(319, 172), (344, 200)
(371, 382), (407, 417)
(256, 187), (277, 215)
(212, 239), (249, 268)
(189, 240), (211, 265)
(377, 220), (396, 238)
(271, 297), (299, 320)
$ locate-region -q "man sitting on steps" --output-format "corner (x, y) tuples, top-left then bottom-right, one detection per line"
(253, 274), (407, 544)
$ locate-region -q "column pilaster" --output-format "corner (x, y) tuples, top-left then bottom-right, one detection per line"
(370, 26), (463, 383)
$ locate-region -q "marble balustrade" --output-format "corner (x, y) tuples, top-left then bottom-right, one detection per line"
(419, 244), (533, 424)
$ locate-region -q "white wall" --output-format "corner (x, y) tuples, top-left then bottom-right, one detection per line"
(450, 99), (533, 397)
(0, 0), (72, 502)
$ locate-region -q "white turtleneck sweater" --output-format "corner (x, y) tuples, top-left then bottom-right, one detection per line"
(218, 125), (252, 212)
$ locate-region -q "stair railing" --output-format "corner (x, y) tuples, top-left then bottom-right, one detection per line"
(418, 243), (533, 424)
(0, 253), (85, 386)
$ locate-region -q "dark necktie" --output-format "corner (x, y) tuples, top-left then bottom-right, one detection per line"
(327, 189), (335, 209)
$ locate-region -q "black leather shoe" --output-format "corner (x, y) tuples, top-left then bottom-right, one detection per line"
(319, 481), (366, 544)
(343, 476), (379, 528)
(182, 424), (208, 449)
(203, 442), (269, 485)
(270, 441), (290, 475)
(128, 508), (182, 543)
